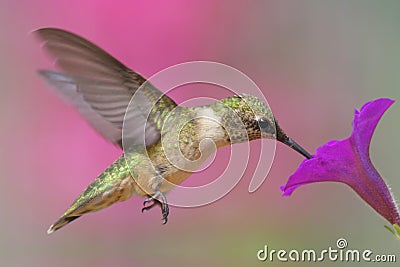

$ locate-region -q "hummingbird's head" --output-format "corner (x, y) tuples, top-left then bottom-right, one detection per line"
(220, 94), (312, 159)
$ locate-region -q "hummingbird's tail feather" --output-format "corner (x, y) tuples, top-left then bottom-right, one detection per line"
(46, 162), (137, 234)
(47, 215), (81, 234)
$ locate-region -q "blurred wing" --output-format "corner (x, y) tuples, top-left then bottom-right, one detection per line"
(36, 28), (177, 148)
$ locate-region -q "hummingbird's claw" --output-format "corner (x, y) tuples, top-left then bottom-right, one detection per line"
(141, 190), (169, 224)
(143, 197), (154, 207)
(161, 200), (169, 225)
(141, 198), (159, 213)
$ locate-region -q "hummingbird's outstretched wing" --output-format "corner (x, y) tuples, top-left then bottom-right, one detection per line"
(35, 28), (177, 148)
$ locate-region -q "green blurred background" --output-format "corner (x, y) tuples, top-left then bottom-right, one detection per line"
(0, 0), (399, 266)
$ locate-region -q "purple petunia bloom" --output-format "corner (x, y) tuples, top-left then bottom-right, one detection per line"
(281, 98), (400, 227)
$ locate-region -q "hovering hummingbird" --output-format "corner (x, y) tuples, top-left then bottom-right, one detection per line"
(36, 28), (312, 234)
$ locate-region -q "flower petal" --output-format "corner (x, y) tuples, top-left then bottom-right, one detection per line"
(281, 98), (400, 225)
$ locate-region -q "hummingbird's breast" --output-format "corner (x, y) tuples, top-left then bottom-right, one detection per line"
(128, 106), (230, 195)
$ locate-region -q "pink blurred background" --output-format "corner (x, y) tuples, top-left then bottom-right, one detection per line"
(1, 1), (400, 266)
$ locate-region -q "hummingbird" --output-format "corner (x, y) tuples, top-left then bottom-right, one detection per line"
(36, 28), (312, 234)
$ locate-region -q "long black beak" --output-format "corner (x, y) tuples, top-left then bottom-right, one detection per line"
(276, 124), (312, 159)
(279, 136), (312, 159)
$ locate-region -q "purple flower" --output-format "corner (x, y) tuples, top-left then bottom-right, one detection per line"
(281, 98), (400, 228)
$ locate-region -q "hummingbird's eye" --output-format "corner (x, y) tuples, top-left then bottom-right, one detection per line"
(258, 117), (275, 133)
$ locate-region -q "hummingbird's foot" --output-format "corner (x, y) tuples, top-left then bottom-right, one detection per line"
(141, 190), (169, 224)
(142, 197), (160, 212)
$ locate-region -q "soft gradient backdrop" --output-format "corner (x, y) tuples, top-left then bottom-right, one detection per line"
(1, 1), (400, 266)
